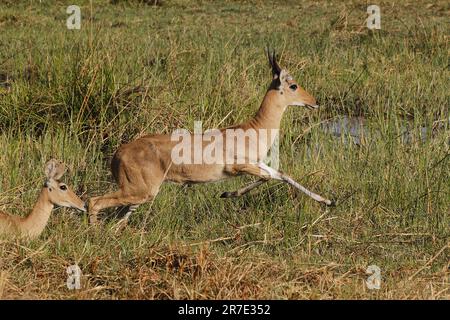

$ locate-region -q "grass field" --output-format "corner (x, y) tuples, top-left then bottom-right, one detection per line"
(0, 0), (448, 299)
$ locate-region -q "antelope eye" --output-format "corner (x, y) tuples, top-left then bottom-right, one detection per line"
(59, 185), (67, 191)
(289, 84), (298, 91)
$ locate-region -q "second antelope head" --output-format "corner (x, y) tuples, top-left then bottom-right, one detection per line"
(43, 159), (86, 212)
(267, 50), (319, 110)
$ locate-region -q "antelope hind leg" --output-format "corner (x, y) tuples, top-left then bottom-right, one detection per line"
(257, 163), (335, 206)
(220, 179), (267, 198)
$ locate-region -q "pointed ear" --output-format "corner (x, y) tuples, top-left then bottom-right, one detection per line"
(279, 69), (291, 83)
(266, 48), (281, 79)
(44, 159), (56, 179)
(44, 159), (66, 180)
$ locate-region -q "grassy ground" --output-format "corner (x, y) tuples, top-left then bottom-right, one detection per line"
(0, 0), (448, 299)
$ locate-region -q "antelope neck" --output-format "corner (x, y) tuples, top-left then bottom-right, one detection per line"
(248, 89), (286, 131)
(21, 187), (54, 238)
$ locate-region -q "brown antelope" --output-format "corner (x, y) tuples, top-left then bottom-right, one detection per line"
(88, 50), (334, 225)
(0, 159), (86, 239)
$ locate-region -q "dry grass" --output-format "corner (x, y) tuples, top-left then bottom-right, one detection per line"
(1, 239), (448, 299)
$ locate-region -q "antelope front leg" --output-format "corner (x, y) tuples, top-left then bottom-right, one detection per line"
(257, 163), (335, 206)
(88, 191), (147, 224)
(220, 179), (267, 198)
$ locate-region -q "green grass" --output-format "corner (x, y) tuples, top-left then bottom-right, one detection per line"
(0, 0), (448, 299)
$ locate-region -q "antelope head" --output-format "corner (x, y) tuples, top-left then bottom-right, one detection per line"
(267, 50), (319, 110)
(43, 159), (86, 212)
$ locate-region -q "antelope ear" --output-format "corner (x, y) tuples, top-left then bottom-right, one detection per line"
(52, 160), (66, 180)
(279, 69), (291, 83)
(44, 159), (57, 179)
(44, 159), (66, 180)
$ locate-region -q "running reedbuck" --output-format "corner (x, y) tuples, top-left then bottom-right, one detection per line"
(0, 159), (86, 239)
(88, 50), (334, 225)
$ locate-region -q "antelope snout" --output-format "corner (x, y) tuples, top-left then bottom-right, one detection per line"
(308, 97), (319, 109)
(72, 200), (87, 212)
(79, 202), (87, 212)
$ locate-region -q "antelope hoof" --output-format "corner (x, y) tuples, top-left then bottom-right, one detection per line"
(325, 199), (336, 207)
(220, 191), (237, 198)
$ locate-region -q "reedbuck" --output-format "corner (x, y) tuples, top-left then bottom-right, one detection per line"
(0, 159), (86, 239)
(89, 50), (334, 225)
